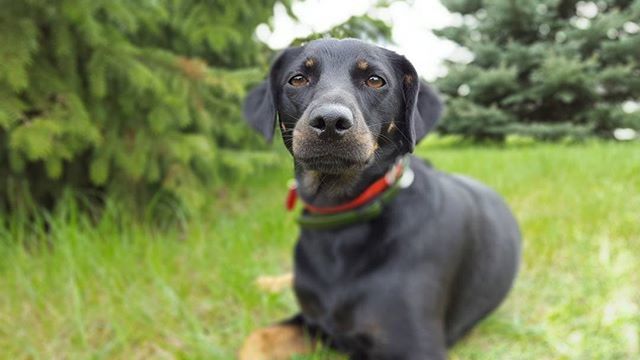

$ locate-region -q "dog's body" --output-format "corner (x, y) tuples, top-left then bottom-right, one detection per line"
(240, 39), (521, 360)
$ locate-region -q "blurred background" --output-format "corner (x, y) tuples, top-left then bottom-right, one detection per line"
(0, 0), (638, 359)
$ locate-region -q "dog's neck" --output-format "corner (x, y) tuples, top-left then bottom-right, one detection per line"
(293, 154), (399, 207)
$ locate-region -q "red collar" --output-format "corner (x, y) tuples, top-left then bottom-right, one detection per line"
(286, 159), (405, 215)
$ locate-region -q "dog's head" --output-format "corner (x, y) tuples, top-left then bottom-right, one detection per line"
(244, 39), (442, 175)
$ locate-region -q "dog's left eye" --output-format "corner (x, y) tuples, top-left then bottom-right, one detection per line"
(289, 74), (309, 87)
(366, 75), (386, 89)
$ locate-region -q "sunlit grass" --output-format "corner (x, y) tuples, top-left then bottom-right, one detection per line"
(0, 141), (638, 359)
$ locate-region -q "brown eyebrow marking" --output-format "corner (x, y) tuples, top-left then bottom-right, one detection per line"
(357, 59), (369, 70)
(304, 57), (316, 68)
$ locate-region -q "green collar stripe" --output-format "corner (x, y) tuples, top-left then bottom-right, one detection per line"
(297, 177), (404, 230)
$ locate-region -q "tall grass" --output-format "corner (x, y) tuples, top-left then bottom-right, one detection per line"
(0, 141), (638, 359)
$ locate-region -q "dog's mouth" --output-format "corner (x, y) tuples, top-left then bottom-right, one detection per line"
(295, 154), (370, 174)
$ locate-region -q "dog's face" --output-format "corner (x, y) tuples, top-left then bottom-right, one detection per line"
(244, 39), (442, 175)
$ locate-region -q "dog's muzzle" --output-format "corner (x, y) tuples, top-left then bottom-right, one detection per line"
(292, 98), (375, 174)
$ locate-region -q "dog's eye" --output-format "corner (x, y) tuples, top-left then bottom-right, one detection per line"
(289, 74), (309, 87)
(366, 75), (386, 89)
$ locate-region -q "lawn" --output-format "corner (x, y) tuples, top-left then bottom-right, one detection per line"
(0, 141), (638, 359)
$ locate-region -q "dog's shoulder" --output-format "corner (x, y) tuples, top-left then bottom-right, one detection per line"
(408, 155), (509, 213)
(409, 155), (496, 197)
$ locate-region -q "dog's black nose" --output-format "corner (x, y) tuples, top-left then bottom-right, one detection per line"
(308, 104), (354, 138)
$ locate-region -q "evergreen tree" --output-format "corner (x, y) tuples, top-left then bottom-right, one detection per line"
(0, 0), (288, 212)
(435, 0), (640, 141)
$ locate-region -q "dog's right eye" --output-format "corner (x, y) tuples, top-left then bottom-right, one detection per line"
(366, 75), (386, 89)
(288, 74), (309, 87)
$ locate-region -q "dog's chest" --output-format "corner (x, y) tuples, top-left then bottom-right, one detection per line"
(293, 267), (386, 351)
(293, 227), (402, 347)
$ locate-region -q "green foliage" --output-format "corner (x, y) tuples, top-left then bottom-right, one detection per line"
(440, 98), (515, 141)
(0, 0), (295, 213)
(291, 14), (392, 46)
(441, 0), (483, 15)
(435, 0), (640, 141)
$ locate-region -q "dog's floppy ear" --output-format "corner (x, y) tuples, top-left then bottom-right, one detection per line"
(243, 48), (300, 142)
(244, 80), (276, 141)
(392, 53), (443, 152)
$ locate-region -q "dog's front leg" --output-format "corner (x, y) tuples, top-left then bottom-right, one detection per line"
(238, 314), (321, 360)
(239, 324), (312, 360)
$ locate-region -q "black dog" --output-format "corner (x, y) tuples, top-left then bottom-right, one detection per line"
(239, 39), (521, 360)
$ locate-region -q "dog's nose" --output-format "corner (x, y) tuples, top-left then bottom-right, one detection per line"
(308, 104), (354, 138)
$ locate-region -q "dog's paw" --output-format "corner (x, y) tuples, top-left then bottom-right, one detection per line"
(238, 324), (314, 360)
(255, 273), (293, 293)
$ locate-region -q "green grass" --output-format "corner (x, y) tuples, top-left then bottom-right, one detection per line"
(1, 141), (639, 359)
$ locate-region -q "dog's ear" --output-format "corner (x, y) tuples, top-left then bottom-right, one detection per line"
(391, 53), (443, 152)
(243, 48), (300, 142)
(244, 80), (276, 141)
